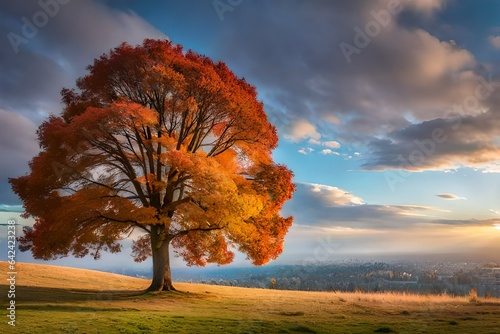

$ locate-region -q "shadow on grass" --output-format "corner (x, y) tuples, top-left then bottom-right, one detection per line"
(18, 304), (141, 312)
(13, 285), (146, 303)
(0, 284), (199, 305)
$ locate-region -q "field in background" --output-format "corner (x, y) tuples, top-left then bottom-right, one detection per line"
(1, 262), (500, 333)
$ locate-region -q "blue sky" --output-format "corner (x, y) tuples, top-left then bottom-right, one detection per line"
(1, 0), (500, 272)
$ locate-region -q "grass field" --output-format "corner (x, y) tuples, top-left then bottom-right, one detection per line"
(1, 262), (499, 333)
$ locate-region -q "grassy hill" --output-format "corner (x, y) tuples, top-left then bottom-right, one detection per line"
(1, 262), (499, 333)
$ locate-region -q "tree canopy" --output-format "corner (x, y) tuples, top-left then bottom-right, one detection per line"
(10, 39), (295, 291)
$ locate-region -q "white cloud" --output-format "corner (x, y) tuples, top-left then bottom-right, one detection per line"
(307, 183), (364, 206)
(307, 138), (322, 145)
(307, 139), (341, 151)
(298, 147), (314, 155)
(320, 149), (339, 156)
(481, 163), (500, 173)
(488, 35), (500, 49)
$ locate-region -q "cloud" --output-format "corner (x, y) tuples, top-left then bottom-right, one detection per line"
(0, 110), (39, 204)
(284, 119), (321, 143)
(307, 139), (341, 151)
(306, 183), (365, 206)
(285, 221), (500, 260)
(436, 193), (466, 200)
(481, 163), (500, 173)
(282, 182), (447, 231)
(431, 218), (500, 227)
(404, 0), (445, 16)
(298, 147), (314, 155)
(215, 1), (500, 173)
(488, 35), (500, 49)
(282, 181), (500, 259)
(323, 115), (340, 124)
(0, 1), (166, 122)
(490, 209), (500, 216)
(0, 204), (24, 213)
(323, 141), (341, 149)
(320, 149), (339, 156)
(0, 1), (167, 205)
(362, 111), (500, 172)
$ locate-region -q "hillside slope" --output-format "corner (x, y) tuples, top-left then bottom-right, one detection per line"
(1, 261), (500, 333)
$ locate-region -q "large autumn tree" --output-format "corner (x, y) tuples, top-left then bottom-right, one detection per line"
(10, 39), (295, 291)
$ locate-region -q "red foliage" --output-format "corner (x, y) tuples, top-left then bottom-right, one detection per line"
(9, 39), (295, 275)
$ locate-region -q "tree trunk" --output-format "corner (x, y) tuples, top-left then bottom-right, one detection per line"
(147, 227), (175, 291)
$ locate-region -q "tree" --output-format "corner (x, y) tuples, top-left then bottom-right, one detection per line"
(9, 39), (295, 291)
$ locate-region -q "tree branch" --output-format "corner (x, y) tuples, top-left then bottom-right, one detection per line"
(173, 223), (227, 237)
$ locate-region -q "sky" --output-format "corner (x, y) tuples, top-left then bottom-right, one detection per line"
(1, 0), (500, 273)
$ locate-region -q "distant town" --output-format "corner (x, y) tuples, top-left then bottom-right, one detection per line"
(158, 260), (500, 298)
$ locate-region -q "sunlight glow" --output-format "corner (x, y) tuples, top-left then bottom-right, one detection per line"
(493, 224), (500, 231)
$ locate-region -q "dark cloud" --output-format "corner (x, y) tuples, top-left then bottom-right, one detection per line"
(362, 111), (500, 171)
(0, 110), (38, 204)
(216, 2), (464, 120)
(0, 1), (167, 205)
(0, 1), (166, 121)
(211, 0), (500, 173)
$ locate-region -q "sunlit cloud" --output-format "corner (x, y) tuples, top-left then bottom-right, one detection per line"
(284, 119), (320, 143)
(436, 193), (467, 200)
(481, 163), (500, 173)
(307, 182), (365, 206)
(282, 183), (452, 231)
(217, 1), (500, 174)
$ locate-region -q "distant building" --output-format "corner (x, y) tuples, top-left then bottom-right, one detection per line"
(479, 268), (500, 285)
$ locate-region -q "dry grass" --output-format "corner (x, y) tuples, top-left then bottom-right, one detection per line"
(1, 261), (500, 333)
(12, 261), (149, 290)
